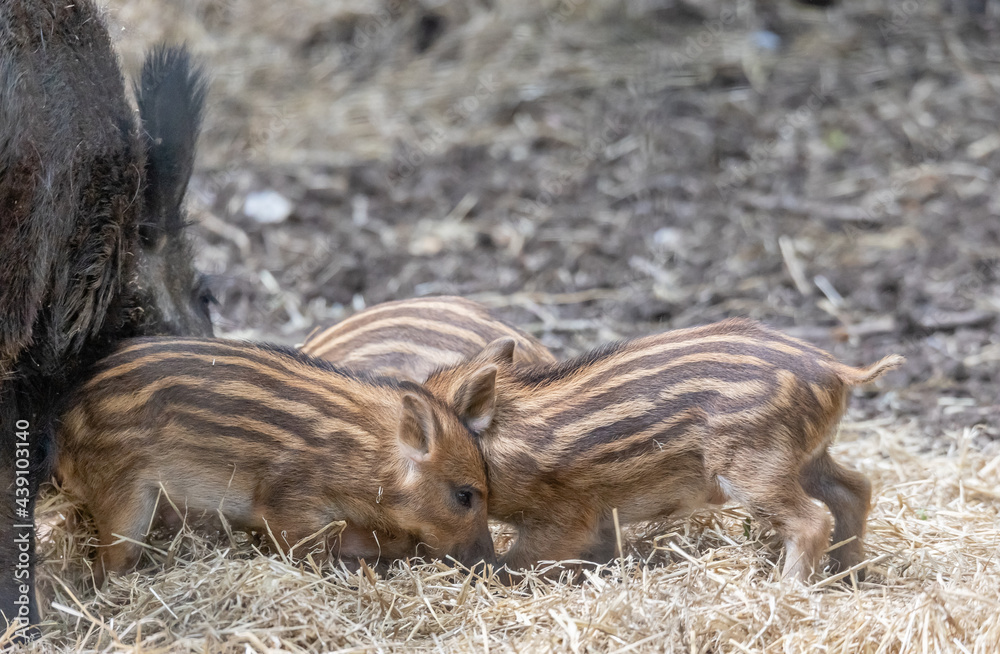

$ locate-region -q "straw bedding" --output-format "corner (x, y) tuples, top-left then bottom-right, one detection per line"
(17, 422), (999, 652)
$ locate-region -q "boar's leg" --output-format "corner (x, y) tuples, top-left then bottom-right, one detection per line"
(92, 486), (158, 588)
(800, 451), (872, 579)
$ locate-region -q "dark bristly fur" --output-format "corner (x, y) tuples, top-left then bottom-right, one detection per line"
(57, 337), (496, 588)
(300, 296), (556, 382)
(0, 1), (212, 634)
(132, 45), (216, 337)
(136, 46), (207, 247)
(424, 318), (904, 582)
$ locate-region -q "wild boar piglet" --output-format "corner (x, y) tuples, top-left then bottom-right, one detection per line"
(424, 318), (903, 582)
(301, 296), (556, 382)
(57, 337), (496, 587)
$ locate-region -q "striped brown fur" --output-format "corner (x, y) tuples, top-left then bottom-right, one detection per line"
(423, 318), (904, 582)
(300, 296), (556, 382)
(56, 337), (495, 586)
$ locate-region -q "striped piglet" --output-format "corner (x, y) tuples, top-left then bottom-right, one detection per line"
(56, 337), (496, 586)
(300, 296), (556, 382)
(423, 318), (903, 582)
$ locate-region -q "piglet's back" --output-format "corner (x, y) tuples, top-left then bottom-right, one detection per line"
(506, 317), (901, 462)
(520, 317), (893, 398)
(57, 337), (404, 485)
(301, 296), (555, 381)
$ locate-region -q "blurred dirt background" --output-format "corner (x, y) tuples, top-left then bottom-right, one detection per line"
(101, 0), (1000, 443)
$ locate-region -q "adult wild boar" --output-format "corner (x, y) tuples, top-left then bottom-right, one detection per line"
(1, 0), (213, 636)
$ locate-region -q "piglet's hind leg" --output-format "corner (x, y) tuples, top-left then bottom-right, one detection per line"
(721, 454), (832, 583)
(800, 451), (871, 578)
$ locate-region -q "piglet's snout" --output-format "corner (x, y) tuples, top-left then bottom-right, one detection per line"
(456, 529), (497, 569)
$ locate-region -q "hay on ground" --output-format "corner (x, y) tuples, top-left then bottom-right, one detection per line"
(13, 421), (998, 653)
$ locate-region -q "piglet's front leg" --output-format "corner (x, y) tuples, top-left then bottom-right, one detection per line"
(578, 517), (620, 564)
(91, 485), (160, 588)
(498, 510), (605, 579)
(253, 505), (341, 557)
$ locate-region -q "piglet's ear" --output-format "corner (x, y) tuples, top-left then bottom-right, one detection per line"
(477, 338), (516, 366)
(453, 364), (498, 435)
(398, 393), (437, 464)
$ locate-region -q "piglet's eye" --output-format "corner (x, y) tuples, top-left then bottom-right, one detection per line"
(454, 489), (473, 509)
